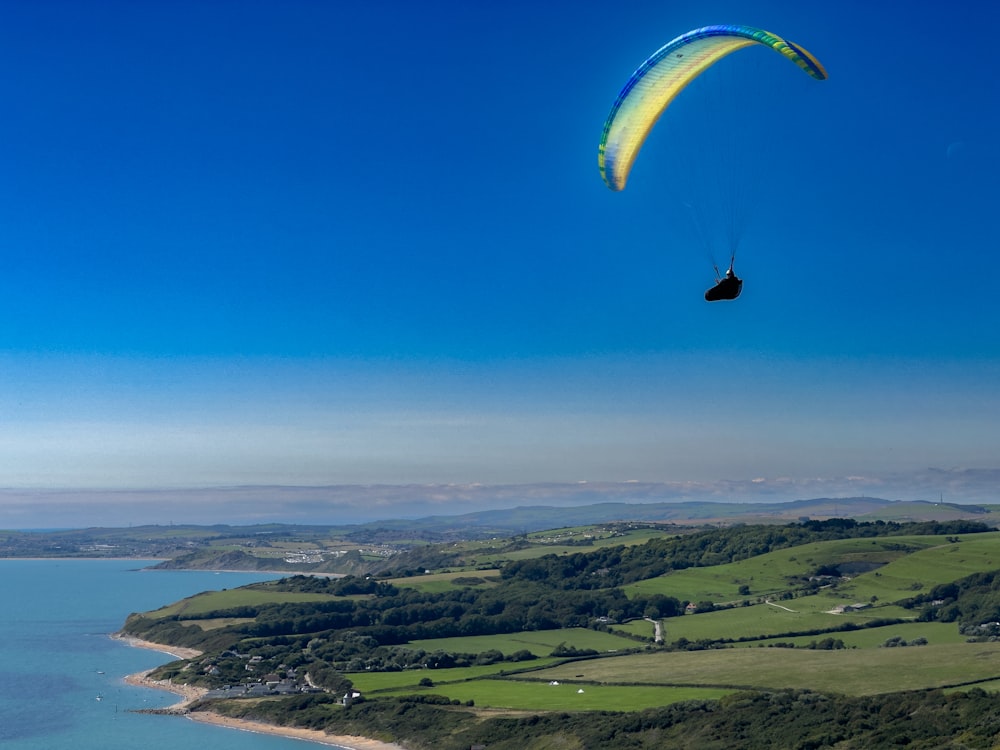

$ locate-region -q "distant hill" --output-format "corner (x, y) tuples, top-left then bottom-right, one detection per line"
(359, 496), (992, 536)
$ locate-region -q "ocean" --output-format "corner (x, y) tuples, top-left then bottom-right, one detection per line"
(0, 559), (350, 749)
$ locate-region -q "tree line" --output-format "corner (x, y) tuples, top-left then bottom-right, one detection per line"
(197, 687), (1000, 749)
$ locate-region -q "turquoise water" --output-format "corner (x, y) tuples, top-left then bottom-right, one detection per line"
(0, 559), (348, 749)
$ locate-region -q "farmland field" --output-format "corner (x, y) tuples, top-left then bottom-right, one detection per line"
(386, 570), (501, 593)
(833, 533), (1000, 602)
(525, 641), (1000, 695)
(622, 535), (959, 604)
(736, 620), (966, 649)
(406, 627), (638, 657)
(378, 680), (732, 712)
(611, 619), (658, 639)
(145, 587), (338, 618)
(181, 616), (255, 631)
(652, 599), (914, 644)
(348, 658), (562, 692)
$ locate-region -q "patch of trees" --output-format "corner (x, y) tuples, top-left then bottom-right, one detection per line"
(125, 577), (682, 657)
(882, 635), (928, 647)
(302, 631), (537, 673)
(901, 569), (1000, 633)
(254, 575), (399, 597)
(765, 638), (847, 650)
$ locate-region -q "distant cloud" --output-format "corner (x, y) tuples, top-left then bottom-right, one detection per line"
(1, 467), (996, 528)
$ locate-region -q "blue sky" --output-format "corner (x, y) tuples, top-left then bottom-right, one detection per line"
(0, 0), (998, 526)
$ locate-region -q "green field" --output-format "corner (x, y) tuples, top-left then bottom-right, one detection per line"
(146, 587), (338, 618)
(386, 570), (501, 593)
(525, 641), (1000, 695)
(379, 680), (732, 712)
(650, 599), (912, 644)
(833, 533), (1000, 603)
(348, 658), (562, 692)
(736, 620), (967, 649)
(182, 616), (255, 631)
(525, 525), (667, 546)
(623, 535), (960, 604)
(406, 627), (638, 657)
(422, 526), (674, 571)
(611, 619), (658, 639)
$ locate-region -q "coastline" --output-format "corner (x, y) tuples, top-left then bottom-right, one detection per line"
(112, 632), (204, 660)
(116, 634), (404, 750)
(187, 711), (405, 750)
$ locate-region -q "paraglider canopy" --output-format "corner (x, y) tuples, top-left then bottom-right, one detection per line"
(598, 24), (828, 192)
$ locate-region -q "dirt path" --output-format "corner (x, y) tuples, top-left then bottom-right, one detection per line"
(643, 616), (664, 643)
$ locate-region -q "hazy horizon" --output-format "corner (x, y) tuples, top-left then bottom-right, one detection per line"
(2, 469), (996, 529)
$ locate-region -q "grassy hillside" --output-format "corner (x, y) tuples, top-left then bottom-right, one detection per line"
(405, 627), (637, 657)
(524, 641), (1000, 695)
(622, 532), (1000, 608)
(622, 534), (952, 603)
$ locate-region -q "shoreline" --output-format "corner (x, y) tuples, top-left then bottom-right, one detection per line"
(187, 712), (405, 750)
(2, 557), (342, 577)
(112, 632), (205, 660)
(116, 634), (404, 750)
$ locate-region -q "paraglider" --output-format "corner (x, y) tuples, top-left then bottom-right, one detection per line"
(598, 24), (827, 301)
(704, 262), (742, 302)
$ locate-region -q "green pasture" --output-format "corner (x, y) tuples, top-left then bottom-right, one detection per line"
(524, 525), (608, 543)
(736, 621), (966, 649)
(599, 527), (675, 546)
(858, 503), (998, 524)
(656, 599), (913, 644)
(833, 533), (1000, 603)
(417, 527), (667, 572)
(146, 588), (337, 618)
(447, 536), (663, 569)
(526, 526), (671, 548)
(349, 659), (560, 692)
(387, 570), (501, 593)
(499, 546), (591, 561)
(611, 619), (658, 640)
(406, 627), (638, 657)
(947, 678), (1000, 693)
(527, 641), (1000, 695)
(379, 680), (732, 712)
(623, 535), (955, 604)
(181, 617), (255, 631)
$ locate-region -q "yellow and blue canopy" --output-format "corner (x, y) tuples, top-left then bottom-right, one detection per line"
(599, 24), (828, 191)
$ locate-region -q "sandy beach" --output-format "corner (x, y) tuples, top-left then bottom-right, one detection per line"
(117, 634), (405, 750)
(188, 711), (405, 750)
(112, 632), (204, 660)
